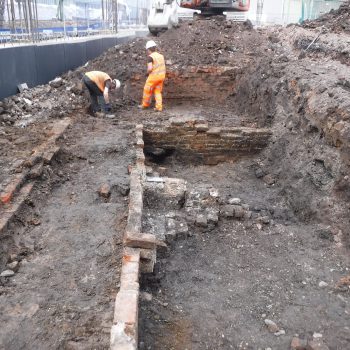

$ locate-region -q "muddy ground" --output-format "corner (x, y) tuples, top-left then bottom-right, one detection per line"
(139, 158), (350, 350)
(0, 115), (133, 349)
(1, 2), (350, 349)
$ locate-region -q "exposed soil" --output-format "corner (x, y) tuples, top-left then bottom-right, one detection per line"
(139, 159), (350, 350)
(302, 2), (350, 34)
(0, 115), (133, 349)
(1, 2), (350, 349)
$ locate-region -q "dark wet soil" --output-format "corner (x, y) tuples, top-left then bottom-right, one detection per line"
(0, 115), (134, 349)
(139, 159), (350, 350)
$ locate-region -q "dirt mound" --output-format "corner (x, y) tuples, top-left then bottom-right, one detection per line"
(156, 18), (260, 66)
(303, 1), (350, 33)
(0, 19), (267, 125)
(70, 19), (267, 89)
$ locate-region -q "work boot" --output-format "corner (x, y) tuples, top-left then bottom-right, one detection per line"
(138, 105), (148, 110)
(154, 108), (162, 112)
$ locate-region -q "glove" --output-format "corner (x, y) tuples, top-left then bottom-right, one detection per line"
(104, 103), (111, 112)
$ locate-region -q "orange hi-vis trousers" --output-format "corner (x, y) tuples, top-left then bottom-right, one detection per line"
(142, 77), (164, 111)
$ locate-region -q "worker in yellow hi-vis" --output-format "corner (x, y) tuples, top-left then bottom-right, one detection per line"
(139, 40), (166, 112)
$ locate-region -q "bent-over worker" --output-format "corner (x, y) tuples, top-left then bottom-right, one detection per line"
(83, 71), (121, 113)
(140, 40), (166, 112)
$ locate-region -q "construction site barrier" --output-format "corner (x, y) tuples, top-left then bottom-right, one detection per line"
(0, 31), (147, 100)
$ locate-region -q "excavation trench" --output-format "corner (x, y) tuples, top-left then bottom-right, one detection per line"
(137, 115), (350, 350)
(0, 115), (133, 349)
(128, 65), (350, 349)
(1, 32), (350, 349)
(140, 116), (273, 244)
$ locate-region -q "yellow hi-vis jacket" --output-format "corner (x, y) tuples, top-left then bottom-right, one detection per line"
(85, 71), (111, 92)
(149, 52), (166, 81)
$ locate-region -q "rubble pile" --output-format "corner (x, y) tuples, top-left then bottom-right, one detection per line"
(1, 4), (349, 127)
(156, 18), (262, 66)
(0, 17), (269, 127)
(303, 0), (350, 33)
(0, 77), (83, 127)
(73, 18), (268, 88)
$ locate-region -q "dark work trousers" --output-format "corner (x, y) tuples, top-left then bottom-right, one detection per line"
(83, 75), (104, 113)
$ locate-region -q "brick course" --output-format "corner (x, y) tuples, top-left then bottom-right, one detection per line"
(112, 124), (157, 350)
(143, 117), (272, 165)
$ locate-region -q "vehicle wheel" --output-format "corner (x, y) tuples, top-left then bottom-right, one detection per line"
(193, 12), (205, 21)
(148, 28), (159, 36)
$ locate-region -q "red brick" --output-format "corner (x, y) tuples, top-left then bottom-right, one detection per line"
(120, 252), (140, 291)
(124, 233), (157, 249)
(0, 173), (25, 205)
(43, 145), (60, 163)
(122, 248), (141, 263)
(110, 323), (137, 350)
(127, 231), (167, 248)
(113, 290), (139, 326)
(0, 182), (34, 233)
(121, 260), (139, 276)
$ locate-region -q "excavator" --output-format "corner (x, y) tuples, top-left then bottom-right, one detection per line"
(181, 0), (250, 16)
(148, 0), (250, 35)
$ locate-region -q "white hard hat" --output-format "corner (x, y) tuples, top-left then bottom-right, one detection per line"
(146, 40), (157, 50)
(113, 79), (121, 89)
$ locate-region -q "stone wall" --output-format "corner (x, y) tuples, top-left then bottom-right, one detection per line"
(143, 116), (272, 165)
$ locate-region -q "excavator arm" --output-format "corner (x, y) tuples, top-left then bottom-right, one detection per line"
(147, 0), (249, 35)
(180, 0), (250, 15)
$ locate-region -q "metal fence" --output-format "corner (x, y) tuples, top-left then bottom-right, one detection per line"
(0, 25), (145, 45)
(0, 0), (149, 44)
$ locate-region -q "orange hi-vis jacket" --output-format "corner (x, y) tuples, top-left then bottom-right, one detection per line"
(149, 52), (166, 81)
(85, 71), (111, 92)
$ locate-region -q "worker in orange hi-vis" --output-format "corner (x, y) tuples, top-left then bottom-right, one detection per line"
(83, 71), (121, 114)
(139, 40), (166, 112)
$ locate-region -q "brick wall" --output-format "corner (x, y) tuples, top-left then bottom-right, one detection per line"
(143, 116), (272, 165)
(126, 65), (240, 102)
